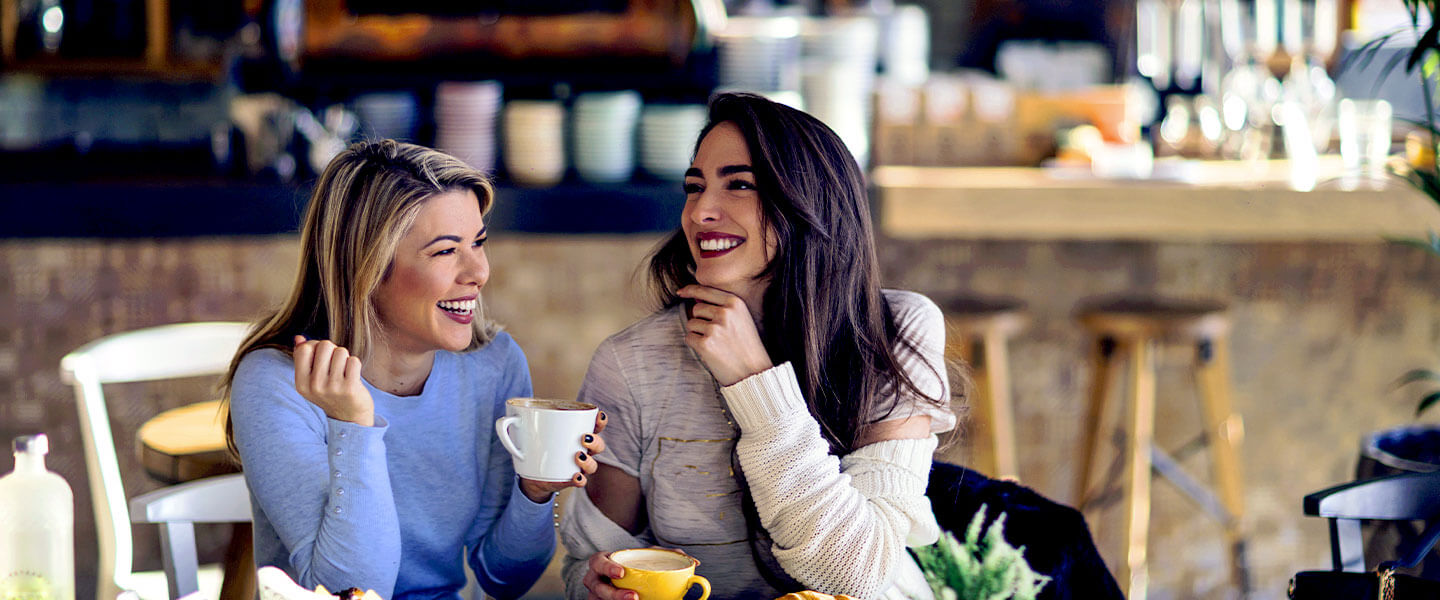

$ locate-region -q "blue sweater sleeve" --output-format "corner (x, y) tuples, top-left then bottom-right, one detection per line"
(467, 338), (557, 599)
(231, 349), (403, 597)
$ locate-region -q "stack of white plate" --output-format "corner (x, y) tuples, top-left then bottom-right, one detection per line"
(353, 92), (418, 141)
(434, 81), (502, 173)
(502, 100), (567, 187)
(639, 104), (708, 181)
(880, 5), (929, 86)
(572, 91), (641, 183)
(716, 16), (802, 93)
(800, 17), (881, 167)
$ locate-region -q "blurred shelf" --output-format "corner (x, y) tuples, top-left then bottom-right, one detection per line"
(489, 179), (682, 235)
(284, 53), (717, 100)
(0, 56), (223, 81)
(0, 174), (682, 238)
(0, 178), (308, 238)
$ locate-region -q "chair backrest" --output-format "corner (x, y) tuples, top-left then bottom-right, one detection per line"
(58, 322), (252, 600)
(1303, 471), (1440, 573)
(129, 473), (252, 600)
(925, 461), (1124, 600)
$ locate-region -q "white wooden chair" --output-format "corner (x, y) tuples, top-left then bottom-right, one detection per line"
(129, 474), (252, 600)
(59, 322), (252, 600)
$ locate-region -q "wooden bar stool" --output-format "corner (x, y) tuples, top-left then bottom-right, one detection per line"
(941, 295), (1027, 481)
(1073, 297), (1249, 600)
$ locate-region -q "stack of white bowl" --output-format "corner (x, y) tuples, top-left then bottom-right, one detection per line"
(801, 16), (880, 166)
(434, 81), (502, 173)
(880, 5), (930, 86)
(639, 104), (708, 181)
(502, 100), (567, 187)
(572, 91), (641, 183)
(716, 16), (803, 94)
(353, 92), (418, 141)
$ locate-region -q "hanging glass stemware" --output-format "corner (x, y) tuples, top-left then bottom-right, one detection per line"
(1175, 0), (1206, 90)
(1218, 0), (1284, 160)
(1278, 0), (1338, 155)
(1137, 0), (1174, 91)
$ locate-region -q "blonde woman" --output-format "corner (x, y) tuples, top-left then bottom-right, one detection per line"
(220, 140), (606, 600)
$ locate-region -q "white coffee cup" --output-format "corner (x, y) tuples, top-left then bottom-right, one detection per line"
(495, 398), (598, 482)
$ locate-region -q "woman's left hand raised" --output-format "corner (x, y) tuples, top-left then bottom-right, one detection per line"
(517, 410), (609, 503)
(677, 284), (773, 387)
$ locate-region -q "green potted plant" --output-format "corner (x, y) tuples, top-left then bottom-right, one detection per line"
(1348, 0), (1440, 476)
(910, 505), (1051, 600)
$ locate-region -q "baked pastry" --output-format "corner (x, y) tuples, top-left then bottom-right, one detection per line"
(775, 592), (858, 600)
(258, 567), (384, 600)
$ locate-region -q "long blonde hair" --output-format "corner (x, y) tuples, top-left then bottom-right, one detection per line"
(220, 140), (497, 458)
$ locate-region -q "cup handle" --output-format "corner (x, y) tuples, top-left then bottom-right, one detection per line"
(495, 416), (524, 461)
(687, 575), (710, 600)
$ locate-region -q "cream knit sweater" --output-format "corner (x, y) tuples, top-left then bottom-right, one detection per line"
(560, 290), (951, 600)
(721, 363), (941, 600)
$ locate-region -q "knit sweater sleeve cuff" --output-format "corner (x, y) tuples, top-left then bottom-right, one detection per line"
(845, 435), (939, 473)
(719, 362), (810, 430)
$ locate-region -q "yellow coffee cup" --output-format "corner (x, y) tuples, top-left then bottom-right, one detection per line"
(609, 548), (711, 600)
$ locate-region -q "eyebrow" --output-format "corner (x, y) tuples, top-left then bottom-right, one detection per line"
(685, 165), (755, 178)
(422, 228), (486, 249)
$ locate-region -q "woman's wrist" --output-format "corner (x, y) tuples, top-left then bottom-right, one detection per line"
(327, 408), (375, 427)
(517, 477), (556, 504)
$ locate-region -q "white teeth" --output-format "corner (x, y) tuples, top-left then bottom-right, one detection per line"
(699, 238), (741, 252)
(437, 299), (477, 314)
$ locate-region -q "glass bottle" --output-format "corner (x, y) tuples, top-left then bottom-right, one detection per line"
(0, 434), (75, 600)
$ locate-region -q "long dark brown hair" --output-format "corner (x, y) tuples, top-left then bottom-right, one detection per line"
(650, 92), (946, 454)
(648, 93), (951, 592)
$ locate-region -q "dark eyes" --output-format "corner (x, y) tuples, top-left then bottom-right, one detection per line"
(683, 180), (756, 194)
(432, 238), (486, 257)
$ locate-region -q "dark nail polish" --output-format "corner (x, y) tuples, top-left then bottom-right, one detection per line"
(578, 452), (589, 461)
(584, 434), (594, 444)
(599, 412), (607, 421)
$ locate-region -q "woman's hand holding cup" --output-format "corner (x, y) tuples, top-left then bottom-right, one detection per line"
(293, 335), (375, 427)
(504, 403), (608, 503)
(585, 548), (709, 600)
(584, 550), (633, 600)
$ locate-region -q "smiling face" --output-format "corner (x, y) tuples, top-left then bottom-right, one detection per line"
(682, 121), (777, 306)
(372, 188), (488, 358)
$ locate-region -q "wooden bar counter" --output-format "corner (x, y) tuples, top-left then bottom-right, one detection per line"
(874, 159), (1440, 242)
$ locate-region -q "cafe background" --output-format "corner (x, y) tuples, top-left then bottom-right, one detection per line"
(4, 0), (1440, 598)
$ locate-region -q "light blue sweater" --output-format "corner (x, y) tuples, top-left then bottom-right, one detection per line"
(230, 333), (555, 600)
